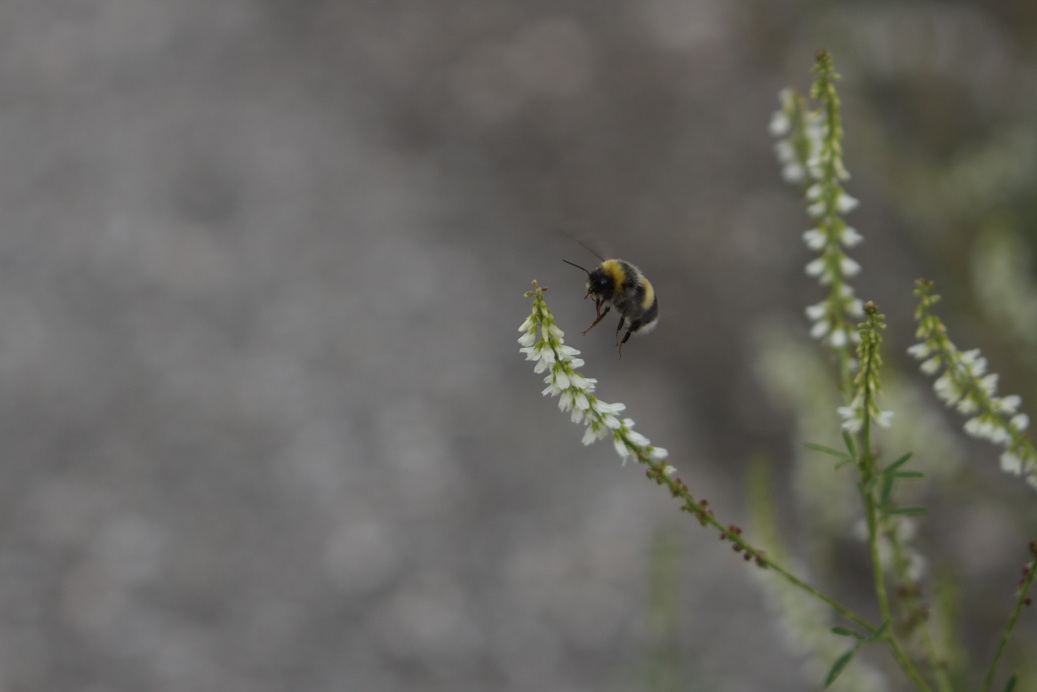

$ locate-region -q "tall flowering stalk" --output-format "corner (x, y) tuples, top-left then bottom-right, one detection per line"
(518, 281), (880, 636)
(910, 279), (1037, 490)
(772, 50), (864, 392)
(771, 52), (947, 690)
(842, 305), (939, 689)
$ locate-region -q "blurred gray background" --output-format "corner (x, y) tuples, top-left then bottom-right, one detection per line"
(3, 1), (1037, 690)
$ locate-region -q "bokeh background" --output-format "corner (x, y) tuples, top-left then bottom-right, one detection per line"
(3, 1), (1037, 690)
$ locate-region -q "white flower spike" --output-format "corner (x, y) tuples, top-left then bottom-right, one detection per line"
(520, 282), (669, 468)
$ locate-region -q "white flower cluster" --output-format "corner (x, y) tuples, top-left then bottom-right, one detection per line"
(519, 286), (670, 467)
(836, 308), (894, 434)
(770, 89), (821, 184)
(771, 89), (865, 351)
(908, 340), (1037, 489)
(856, 516), (927, 583)
(837, 394), (894, 433)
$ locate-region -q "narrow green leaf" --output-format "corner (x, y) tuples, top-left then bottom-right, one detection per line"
(805, 442), (849, 458)
(1002, 673), (1017, 692)
(841, 431), (857, 458)
(879, 475), (895, 505)
(830, 626), (864, 640)
(888, 507), (930, 517)
(893, 471), (925, 479)
(884, 452), (913, 473)
(824, 648), (858, 688)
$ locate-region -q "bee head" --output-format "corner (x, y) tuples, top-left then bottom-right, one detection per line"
(563, 259), (615, 301)
(585, 266), (614, 299)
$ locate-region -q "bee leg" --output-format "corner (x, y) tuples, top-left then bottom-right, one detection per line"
(616, 319), (633, 358)
(581, 303), (610, 335)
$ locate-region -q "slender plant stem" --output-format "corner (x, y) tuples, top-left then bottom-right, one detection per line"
(636, 449), (876, 633)
(981, 550), (1037, 692)
(853, 311), (933, 691)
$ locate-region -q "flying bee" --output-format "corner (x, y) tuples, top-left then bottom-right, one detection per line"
(563, 256), (659, 357)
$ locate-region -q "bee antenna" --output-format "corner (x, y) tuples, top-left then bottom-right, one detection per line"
(562, 259), (591, 275)
(574, 238), (606, 262)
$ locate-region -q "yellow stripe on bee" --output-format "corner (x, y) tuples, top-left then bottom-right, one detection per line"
(641, 277), (655, 309)
(601, 259), (626, 293)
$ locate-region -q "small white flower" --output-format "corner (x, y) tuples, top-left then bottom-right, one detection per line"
(626, 429), (650, 447)
(906, 343), (930, 359)
(806, 184), (823, 201)
(1011, 414), (1030, 432)
(570, 373), (594, 391)
(956, 398), (979, 415)
(520, 344), (541, 361)
(837, 405), (862, 432)
(1001, 451), (1023, 475)
(836, 193), (859, 213)
(961, 350), (987, 377)
(810, 319), (830, 340)
(829, 329), (848, 348)
(963, 417), (994, 440)
(933, 374), (960, 404)
(996, 395), (1022, 414)
(875, 410), (894, 428)
(840, 226), (863, 247)
(905, 552), (928, 582)
(774, 138), (794, 159)
(518, 330), (537, 347)
(803, 228), (826, 250)
(805, 257), (826, 277)
(769, 110), (791, 137)
(805, 301), (827, 321)
(990, 426), (1011, 445)
(920, 357), (942, 375)
(557, 343), (581, 359)
(594, 401), (626, 415)
(839, 256), (861, 276)
(582, 425), (603, 445)
(781, 163), (806, 184)
(613, 435), (630, 458)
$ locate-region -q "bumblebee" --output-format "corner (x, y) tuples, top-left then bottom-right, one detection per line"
(563, 257), (659, 357)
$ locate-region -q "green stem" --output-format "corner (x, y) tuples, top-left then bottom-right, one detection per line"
(638, 451), (875, 632)
(646, 447), (931, 691)
(981, 554), (1037, 692)
(856, 318), (932, 691)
